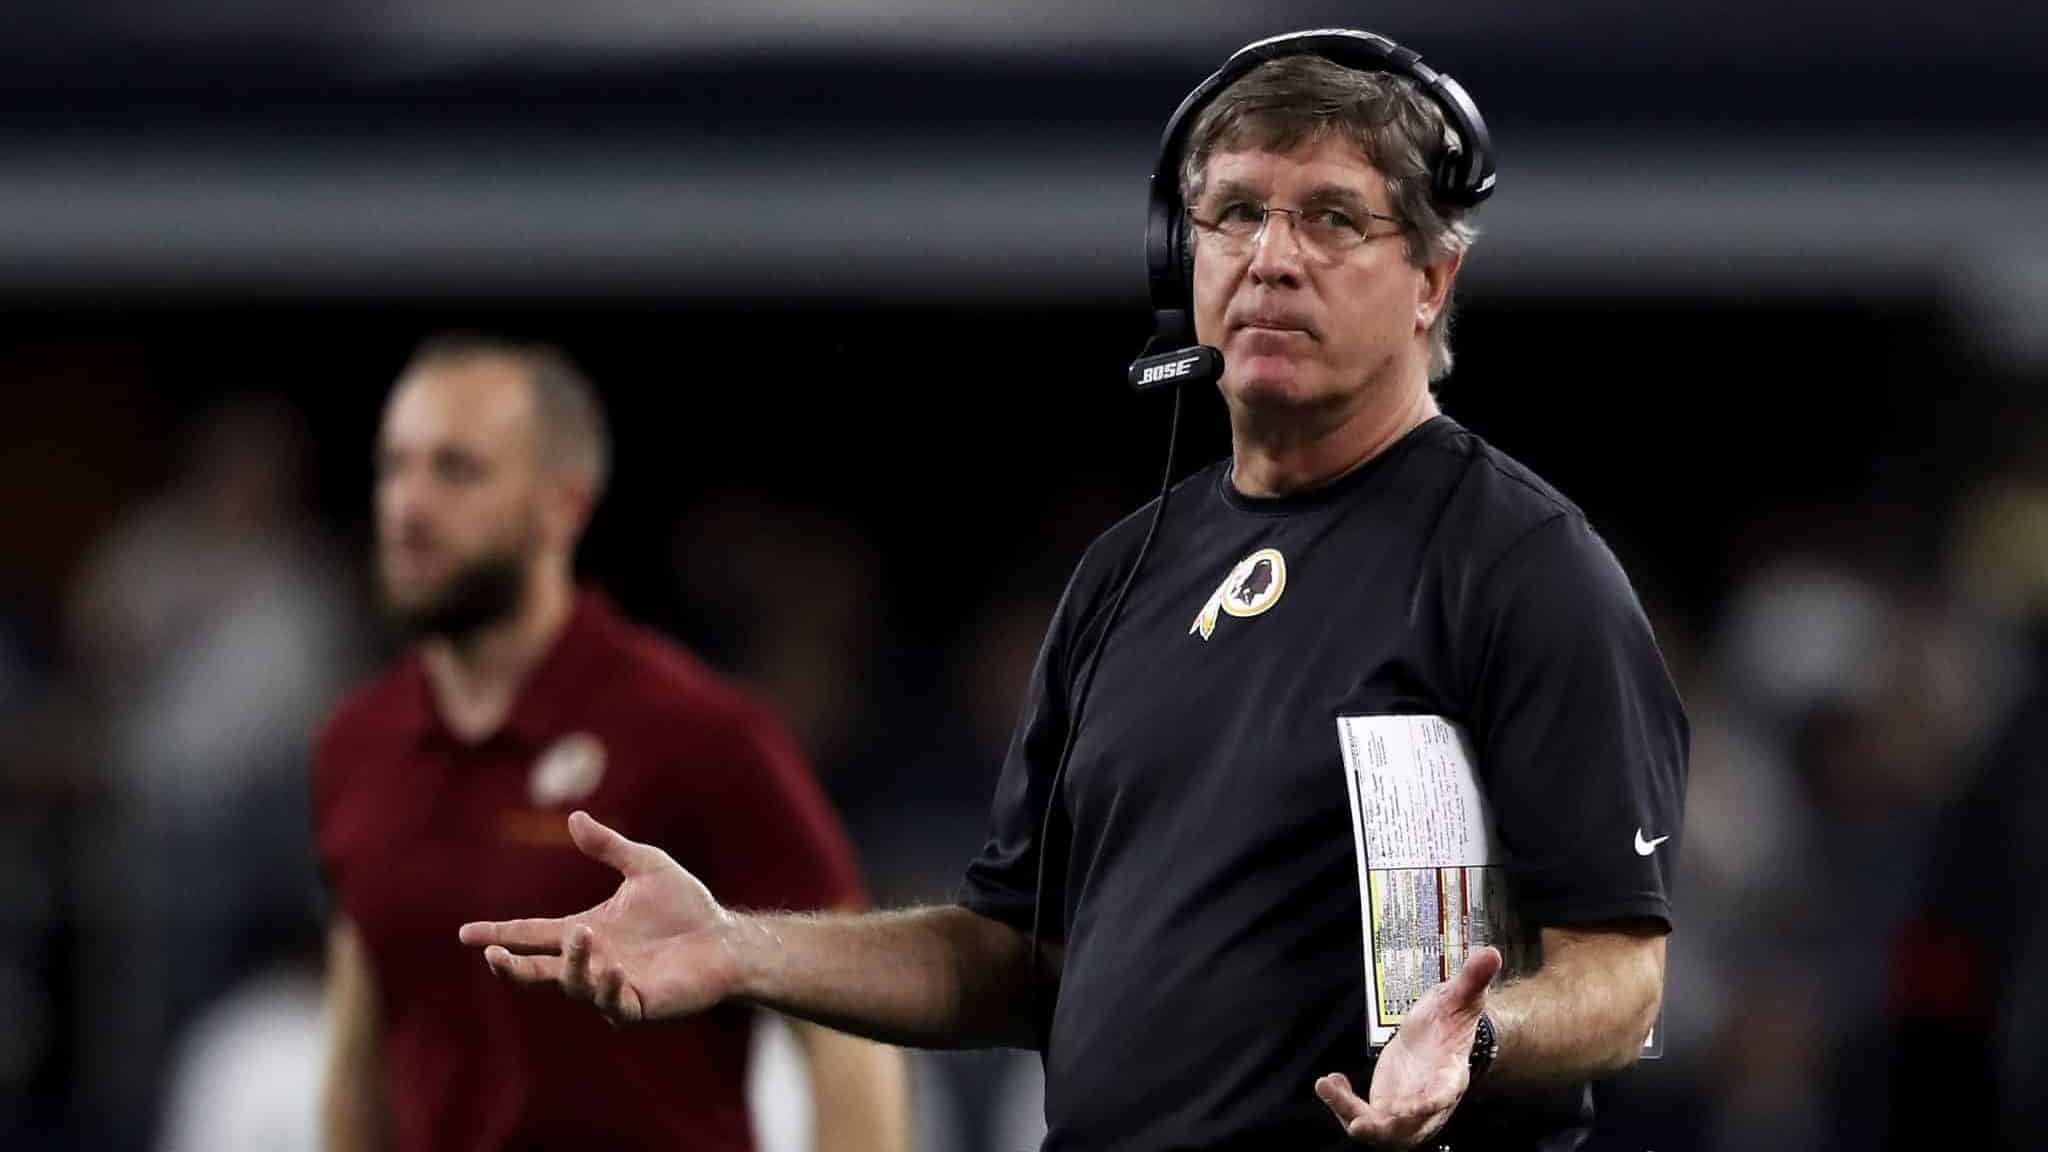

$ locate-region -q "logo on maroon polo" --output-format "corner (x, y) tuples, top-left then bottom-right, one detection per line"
(528, 732), (607, 808)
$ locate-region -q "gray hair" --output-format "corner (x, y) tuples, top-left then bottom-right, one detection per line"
(1179, 55), (1482, 382)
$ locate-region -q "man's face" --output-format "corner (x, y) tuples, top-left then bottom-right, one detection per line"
(1190, 136), (1440, 417)
(374, 359), (545, 640)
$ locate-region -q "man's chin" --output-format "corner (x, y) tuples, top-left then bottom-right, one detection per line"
(1222, 364), (1330, 410)
(377, 573), (439, 626)
(378, 594), (454, 643)
(378, 563), (526, 644)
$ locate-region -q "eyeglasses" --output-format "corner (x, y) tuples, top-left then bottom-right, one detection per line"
(1188, 201), (1408, 262)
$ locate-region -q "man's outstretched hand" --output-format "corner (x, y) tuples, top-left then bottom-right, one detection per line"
(458, 810), (738, 1025)
(1316, 945), (1501, 1149)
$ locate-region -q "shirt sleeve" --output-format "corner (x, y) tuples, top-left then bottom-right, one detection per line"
(955, 557), (1099, 939)
(1467, 514), (1691, 931)
(308, 708), (355, 913)
(680, 698), (868, 915)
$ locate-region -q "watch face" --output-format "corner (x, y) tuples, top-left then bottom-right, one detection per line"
(1470, 1013), (1499, 1074)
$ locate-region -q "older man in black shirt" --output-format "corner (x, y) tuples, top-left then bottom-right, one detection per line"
(461, 31), (1688, 1152)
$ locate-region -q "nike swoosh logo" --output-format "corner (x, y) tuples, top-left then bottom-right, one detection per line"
(1634, 829), (1670, 856)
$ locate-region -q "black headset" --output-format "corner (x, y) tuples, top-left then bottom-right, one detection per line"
(1138, 28), (1497, 353)
(1034, 29), (1498, 1048)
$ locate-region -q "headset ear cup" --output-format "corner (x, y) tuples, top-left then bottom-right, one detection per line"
(1146, 189), (1189, 315)
(1179, 213), (1195, 295)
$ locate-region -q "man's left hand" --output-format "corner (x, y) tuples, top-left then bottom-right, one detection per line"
(1315, 945), (1501, 1148)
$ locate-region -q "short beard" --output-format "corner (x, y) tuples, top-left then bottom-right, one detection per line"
(383, 550), (528, 647)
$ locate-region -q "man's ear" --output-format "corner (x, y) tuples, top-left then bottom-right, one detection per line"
(544, 473), (598, 553)
(1417, 246), (1465, 332)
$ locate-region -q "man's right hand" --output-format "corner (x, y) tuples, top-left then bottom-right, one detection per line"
(459, 810), (737, 1025)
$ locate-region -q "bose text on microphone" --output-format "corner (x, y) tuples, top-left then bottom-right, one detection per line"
(1127, 345), (1222, 392)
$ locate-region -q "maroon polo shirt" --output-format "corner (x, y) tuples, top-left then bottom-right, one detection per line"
(314, 589), (864, 1152)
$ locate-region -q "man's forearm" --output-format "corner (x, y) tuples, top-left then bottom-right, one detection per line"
(323, 1075), (388, 1152)
(727, 904), (1043, 1050)
(323, 919), (389, 1152)
(792, 1019), (912, 1152)
(1481, 926), (1664, 1091)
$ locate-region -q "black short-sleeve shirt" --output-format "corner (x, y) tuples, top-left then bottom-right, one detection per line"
(959, 415), (1689, 1152)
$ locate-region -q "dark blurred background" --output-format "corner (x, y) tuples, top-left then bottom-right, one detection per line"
(2, 4), (2044, 1151)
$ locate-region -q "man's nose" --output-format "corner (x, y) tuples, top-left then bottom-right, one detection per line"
(1247, 210), (1307, 287)
(378, 468), (434, 528)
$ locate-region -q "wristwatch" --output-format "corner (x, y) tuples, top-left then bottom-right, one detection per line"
(1468, 1010), (1500, 1083)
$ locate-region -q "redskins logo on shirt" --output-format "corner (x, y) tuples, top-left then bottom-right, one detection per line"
(1190, 547), (1287, 641)
(529, 732), (607, 808)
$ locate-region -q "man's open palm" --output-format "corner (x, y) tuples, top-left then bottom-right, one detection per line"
(458, 810), (737, 1025)
(1316, 945), (1501, 1148)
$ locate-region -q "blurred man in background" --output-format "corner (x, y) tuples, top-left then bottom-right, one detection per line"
(315, 335), (908, 1151)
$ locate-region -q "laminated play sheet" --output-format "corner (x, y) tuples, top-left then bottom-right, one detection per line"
(1337, 713), (1516, 1048)
(1336, 713), (1661, 1057)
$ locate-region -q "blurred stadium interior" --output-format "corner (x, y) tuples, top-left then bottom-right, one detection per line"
(1, 4), (2044, 1151)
